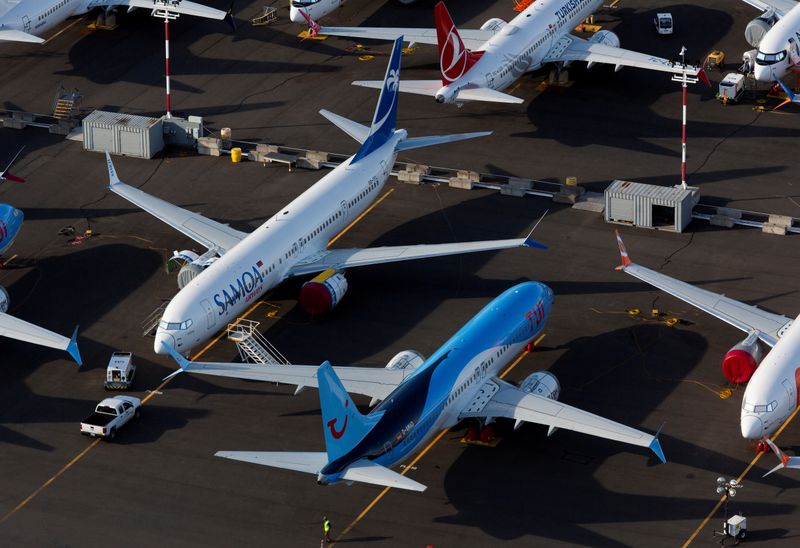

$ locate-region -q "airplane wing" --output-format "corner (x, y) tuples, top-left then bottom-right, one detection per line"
(104, 153), (247, 254)
(459, 378), (665, 462)
(614, 231), (792, 347)
(740, 0), (796, 17)
(162, 344), (408, 401)
(318, 26), (493, 51)
(0, 313), (82, 365)
(544, 35), (703, 77)
(0, 30), (45, 43)
(287, 236), (545, 278)
(98, 0), (228, 20)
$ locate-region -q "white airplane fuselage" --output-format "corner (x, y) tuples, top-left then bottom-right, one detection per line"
(740, 317), (799, 439)
(289, 0), (341, 24)
(751, 4), (800, 82)
(438, 0), (600, 102)
(0, 0), (100, 38)
(154, 132), (403, 356)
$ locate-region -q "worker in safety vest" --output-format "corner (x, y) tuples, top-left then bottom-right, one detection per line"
(323, 516), (332, 543)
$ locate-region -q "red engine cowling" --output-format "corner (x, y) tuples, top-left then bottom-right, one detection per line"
(299, 271), (348, 315)
(721, 334), (763, 384)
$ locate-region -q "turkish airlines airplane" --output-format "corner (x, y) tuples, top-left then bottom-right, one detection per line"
(302, 0), (706, 105)
(0, 0), (232, 44)
(740, 0), (800, 82)
(614, 231), (798, 442)
(0, 149), (82, 364)
(162, 282), (665, 492)
(105, 37), (545, 358)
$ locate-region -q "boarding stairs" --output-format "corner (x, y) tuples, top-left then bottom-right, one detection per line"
(227, 319), (289, 365)
(251, 6), (278, 26)
(52, 86), (82, 120)
(141, 302), (168, 337)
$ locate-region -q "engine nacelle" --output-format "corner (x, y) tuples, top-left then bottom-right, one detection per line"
(745, 16), (775, 48)
(435, 85), (458, 104)
(385, 349), (425, 371)
(177, 263), (204, 289)
(480, 18), (507, 33)
(299, 270), (348, 315)
(722, 334), (763, 384)
(169, 249), (217, 289)
(519, 371), (560, 400)
(589, 30), (620, 49)
(0, 285), (8, 314)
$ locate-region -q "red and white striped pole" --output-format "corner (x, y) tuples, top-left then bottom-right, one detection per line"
(165, 17), (171, 119)
(672, 46), (699, 190)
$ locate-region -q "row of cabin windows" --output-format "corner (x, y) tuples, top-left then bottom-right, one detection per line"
(39, 0), (70, 20)
(348, 179), (380, 209)
(290, 209), (345, 254)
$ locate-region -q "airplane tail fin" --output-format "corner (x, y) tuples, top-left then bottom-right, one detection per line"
(351, 37), (404, 162)
(318, 361), (383, 462)
(0, 147), (26, 184)
(434, 1), (483, 85)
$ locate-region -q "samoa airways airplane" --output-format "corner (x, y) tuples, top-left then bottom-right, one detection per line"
(0, 0), (232, 44)
(614, 231), (798, 442)
(0, 149), (81, 364)
(105, 37), (545, 358)
(162, 281), (666, 492)
(739, 0), (800, 82)
(302, 0), (707, 105)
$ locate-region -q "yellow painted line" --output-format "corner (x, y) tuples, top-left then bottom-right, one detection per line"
(327, 188), (394, 247)
(682, 404), (800, 547)
(333, 337), (543, 544)
(43, 17), (85, 45)
(0, 438), (100, 524)
(2, 254), (17, 267)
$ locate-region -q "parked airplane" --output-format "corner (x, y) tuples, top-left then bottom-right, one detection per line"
(289, 0), (422, 24)
(0, 149), (81, 364)
(105, 37), (544, 358)
(301, 0), (707, 105)
(614, 231), (797, 441)
(740, 0), (800, 82)
(0, 0), (233, 44)
(762, 436), (800, 476)
(162, 281), (665, 491)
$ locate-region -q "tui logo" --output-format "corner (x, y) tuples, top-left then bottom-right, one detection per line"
(327, 399), (349, 439)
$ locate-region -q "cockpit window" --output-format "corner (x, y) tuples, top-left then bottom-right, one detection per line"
(755, 50), (786, 65)
(159, 319), (193, 331)
(291, 0), (320, 6)
(742, 400), (777, 413)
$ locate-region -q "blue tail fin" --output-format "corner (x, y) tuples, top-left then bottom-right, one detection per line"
(351, 37), (404, 163)
(318, 361), (383, 462)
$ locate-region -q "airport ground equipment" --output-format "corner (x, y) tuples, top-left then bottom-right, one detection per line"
(104, 352), (136, 390)
(80, 396), (141, 440)
(83, 111), (164, 159)
(604, 180), (699, 233)
(252, 6), (278, 26)
(718, 73), (746, 103)
(227, 320), (289, 365)
(654, 13), (673, 35)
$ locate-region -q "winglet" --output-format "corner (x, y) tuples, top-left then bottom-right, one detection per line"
(774, 78), (796, 111)
(762, 436), (790, 477)
(614, 229), (632, 270)
(105, 152), (120, 187)
(649, 424), (667, 464)
(298, 8), (320, 37)
(224, 1), (237, 32)
(0, 146), (26, 184)
(161, 340), (192, 381)
(522, 209), (549, 250)
(67, 325), (82, 367)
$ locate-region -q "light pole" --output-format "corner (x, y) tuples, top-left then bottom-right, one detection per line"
(713, 476), (744, 541)
(671, 47), (699, 190)
(151, 2), (181, 119)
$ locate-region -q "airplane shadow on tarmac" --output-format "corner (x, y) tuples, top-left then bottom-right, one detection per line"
(436, 323), (798, 545)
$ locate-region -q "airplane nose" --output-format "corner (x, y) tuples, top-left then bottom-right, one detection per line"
(740, 415), (763, 440)
(154, 330), (176, 355)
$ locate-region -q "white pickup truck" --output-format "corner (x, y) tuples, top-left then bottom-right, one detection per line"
(80, 396), (141, 440)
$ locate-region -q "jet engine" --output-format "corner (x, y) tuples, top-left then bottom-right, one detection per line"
(480, 18), (507, 33)
(589, 30), (620, 49)
(721, 333), (763, 384)
(299, 270), (348, 315)
(745, 15), (776, 48)
(519, 371), (560, 400)
(435, 86), (458, 104)
(385, 349), (425, 371)
(0, 285), (9, 314)
(167, 249), (218, 290)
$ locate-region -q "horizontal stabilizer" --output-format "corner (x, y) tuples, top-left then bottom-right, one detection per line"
(351, 80), (523, 104)
(456, 87), (524, 104)
(396, 131), (492, 152)
(341, 459), (427, 491)
(0, 30), (44, 44)
(215, 451), (328, 474)
(319, 109), (369, 144)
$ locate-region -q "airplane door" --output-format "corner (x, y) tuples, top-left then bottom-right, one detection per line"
(201, 299), (216, 329)
(783, 379), (796, 405)
(22, 15), (31, 32)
